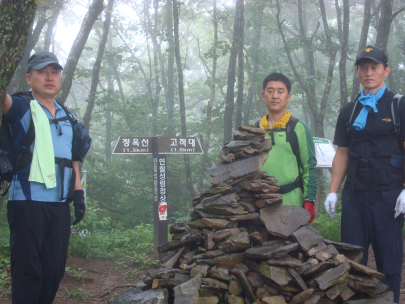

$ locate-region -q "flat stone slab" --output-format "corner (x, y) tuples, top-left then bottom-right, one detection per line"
(189, 219), (237, 229)
(174, 273), (202, 304)
(315, 262), (350, 290)
(292, 226), (323, 252)
(262, 296), (287, 304)
(260, 205), (311, 238)
(201, 278), (228, 290)
(108, 288), (168, 304)
(266, 256), (302, 267)
(209, 154), (269, 185)
(323, 239), (364, 251)
(258, 261), (293, 286)
(229, 213), (260, 221)
(245, 242), (298, 260)
(213, 253), (245, 270)
(289, 289), (314, 304)
(348, 260), (385, 280)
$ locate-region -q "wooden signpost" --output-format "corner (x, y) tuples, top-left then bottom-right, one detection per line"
(112, 136), (203, 258)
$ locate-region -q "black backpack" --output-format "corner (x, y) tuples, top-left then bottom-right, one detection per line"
(255, 116), (304, 194)
(346, 93), (404, 148)
(0, 91), (92, 195)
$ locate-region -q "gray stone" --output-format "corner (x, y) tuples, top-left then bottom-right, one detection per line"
(289, 289), (314, 304)
(255, 198), (283, 208)
(170, 223), (188, 234)
(209, 154), (269, 185)
(181, 233), (203, 245)
(233, 130), (252, 140)
(175, 273), (191, 284)
(229, 213), (260, 221)
(191, 265), (210, 278)
(346, 275), (388, 298)
(292, 226), (323, 252)
(306, 242), (328, 256)
(288, 267), (308, 291)
(189, 219), (238, 229)
(157, 241), (182, 254)
(235, 271), (256, 303)
(303, 295), (321, 304)
(218, 232), (251, 253)
(108, 288), (168, 304)
(199, 285), (222, 300)
(323, 240), (363, 251)
(339, 284), (356, 301)
(334, 254), (347, 265)
(232, 263), (250, 274)
(261, 296), (287, 304)
(315, 251), (333, 263)
(247, 272), (266, 289)
(241, 201), (258, 213)
(260, 205), (310, 238)
(324, 245), (339, 258)
(201, 278), (229, 290)
(348, 260), (385, 280)
(195, 203), (248, 216)
(295, 259), (319, 276)
(315, 262), (350, 290)
(229, 281), (244, 296)
(194, 250), (225, 260)
(208, 267), (233, 283)
(301, 262), (334, 279)
(198, 297), (219, 304)
(266, 257), (302, 268)
(239, 125), (267, 135)
(203, 193), (238, 207)
(240, 181), (280, 193)
(156, 279), (182, 289)
(245, 242), (299, 260)
(325, 281), (345, 300)
(163, 247), (186, 269)
(174, 273), (202, 304)
(213, 253), (245, 270)
(258, 262), (293, 286)
(228, 295), (245, 304)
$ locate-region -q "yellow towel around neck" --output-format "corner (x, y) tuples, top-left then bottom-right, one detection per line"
(259, 111), (292, 132)
(28, 99), (56, 189)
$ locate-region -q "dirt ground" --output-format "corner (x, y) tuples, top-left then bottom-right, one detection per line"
(0, 242), (405, 304)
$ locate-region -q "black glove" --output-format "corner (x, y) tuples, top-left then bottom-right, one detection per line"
(73, 190), (85, 225)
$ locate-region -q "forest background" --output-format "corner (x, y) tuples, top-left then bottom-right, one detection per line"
(0, 0), (405, 295)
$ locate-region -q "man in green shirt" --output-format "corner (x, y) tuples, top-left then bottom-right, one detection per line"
(258, 72), (318, 221)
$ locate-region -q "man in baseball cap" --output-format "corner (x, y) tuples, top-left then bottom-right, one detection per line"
(325, 45), (405, 302)
(3, 50), (85, 303)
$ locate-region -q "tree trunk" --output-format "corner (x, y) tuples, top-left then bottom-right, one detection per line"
(173, 0), (195, 198)
(83, 0), (113, 131)
(243, 0), (264, 125)
(7, 3), (49, 94)
(335, 0), (349, 107)
(166, 0), (175, 136)
(44, 0), (64, 51)
(351, 0), (371, 100)
(105, 75), (113, 161)
(375, 0), (393, 52)
(0, 0), (37, 120)
(223, 0), (244, 143)
(197, 0), (218, 191)
(57, 0), (104, 105)
(234, 0), (244, 129)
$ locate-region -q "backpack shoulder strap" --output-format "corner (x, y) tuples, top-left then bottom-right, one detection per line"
(10, 92), (35, 150)
(56, 101), (76, 123)
(286, 116), (302, 169)
(391, 93), (404, 147)
(346, 94), (361, 137)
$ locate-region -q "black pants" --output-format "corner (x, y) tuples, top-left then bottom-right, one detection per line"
(341, 188), (404, 303)
(7, 200), (71, 304)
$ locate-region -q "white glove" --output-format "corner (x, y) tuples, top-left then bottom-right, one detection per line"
(394, 189), (405, 218)
(324, 193), (338, 218)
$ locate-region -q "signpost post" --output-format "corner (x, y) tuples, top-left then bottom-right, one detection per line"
(112, 136), (203, 258)
(313, 137), (336, 217)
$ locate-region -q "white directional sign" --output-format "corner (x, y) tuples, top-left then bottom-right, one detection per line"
(313, 137), (336, 168)
(112, 136), (203, 155)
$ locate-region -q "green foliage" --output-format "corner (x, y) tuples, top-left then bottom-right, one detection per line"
(69, 200), (155, 259)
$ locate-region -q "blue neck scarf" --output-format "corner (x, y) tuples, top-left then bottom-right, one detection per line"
(353, 85), (386, 130)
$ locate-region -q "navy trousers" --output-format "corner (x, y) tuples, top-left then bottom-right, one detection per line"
(341, 188), (404, 303)
(7, 200), (71, 304)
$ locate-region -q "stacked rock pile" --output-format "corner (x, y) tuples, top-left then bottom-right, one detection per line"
(108, 125), (395, 304)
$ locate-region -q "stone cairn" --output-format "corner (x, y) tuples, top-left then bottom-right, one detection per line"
(108, 125), (395, 304)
